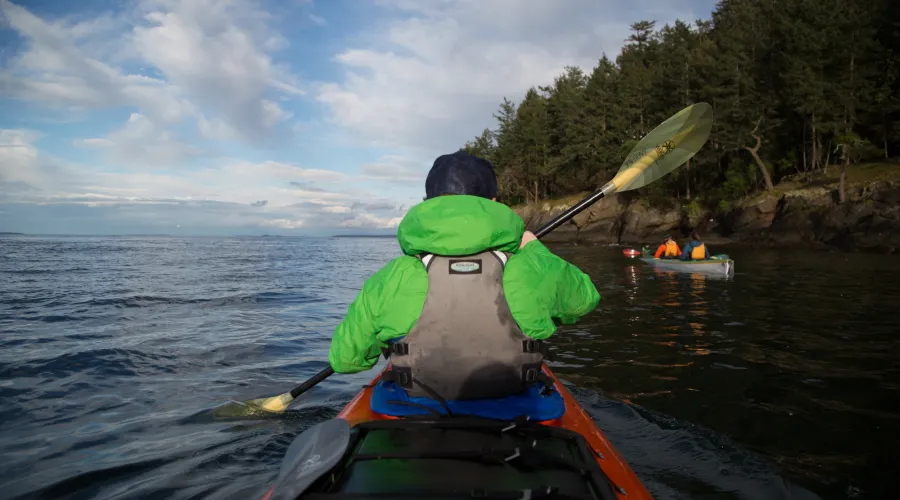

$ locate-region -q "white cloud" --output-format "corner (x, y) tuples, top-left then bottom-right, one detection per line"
(317, 0), (714, 155)
(359, 154), (428, 184)
(338, 212), (403, 229)
(321, 205), (352, 214)
(0, 129), (40, 189)
(0, 0), (303, 144)
(131, 0), (303, 142)
(0, 129), (75, 193)
(262, 217), (306, 229)
(74, 113), (200, 167)
(224, 160), (350, 184)
(0, 130), (408, 232)
(0, 0), (192, 122)
(77, 138), (114, 148)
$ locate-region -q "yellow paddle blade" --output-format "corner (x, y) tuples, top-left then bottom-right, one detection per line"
(610, 102), (713, 193)
(198, 392), (296, 420)
(248, 392), (296, 413)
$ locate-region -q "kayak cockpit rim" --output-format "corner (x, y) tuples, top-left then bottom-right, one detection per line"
(291, 415), (625, 500)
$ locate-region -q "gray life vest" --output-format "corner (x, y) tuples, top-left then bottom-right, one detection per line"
(382, 250), (552, 401)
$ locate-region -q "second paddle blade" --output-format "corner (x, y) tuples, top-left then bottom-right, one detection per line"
(613, 102), (714, 193)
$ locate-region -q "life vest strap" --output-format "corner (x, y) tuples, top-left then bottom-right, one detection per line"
(383, 362), (553, 394)
(523, 363), (555, 394)
(386, 339), (549, 359)
(382, 366), (413, 389)
(522, 339), (553, 360)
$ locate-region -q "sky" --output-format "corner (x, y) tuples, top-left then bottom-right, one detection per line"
(0, 0), (718, 236)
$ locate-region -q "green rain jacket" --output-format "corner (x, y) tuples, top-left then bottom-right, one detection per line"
(328, 195), (601, 373)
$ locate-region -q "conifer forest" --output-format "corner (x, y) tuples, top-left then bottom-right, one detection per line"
(461, 0), (900, 210)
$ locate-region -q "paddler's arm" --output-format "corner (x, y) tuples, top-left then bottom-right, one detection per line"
(679, 243), (691, 261)
(328, 257), (426, 374)
(542, 244), (600, 325)
(505, 239), (600, 337)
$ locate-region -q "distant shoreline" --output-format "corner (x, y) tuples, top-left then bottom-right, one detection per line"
(0, 233), (173, 237)
(0, 232), (399, 238)
(331, 234), (396, 238)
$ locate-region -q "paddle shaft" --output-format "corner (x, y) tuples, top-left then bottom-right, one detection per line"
(533, 182), (615, 238)
(288, 184), (617, 400)
(291, 365), (335, 398)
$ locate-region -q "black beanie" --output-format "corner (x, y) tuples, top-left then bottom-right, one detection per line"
(424, 151), (498, 200)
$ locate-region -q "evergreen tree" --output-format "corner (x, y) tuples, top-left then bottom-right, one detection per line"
(458, 0), (897, 209)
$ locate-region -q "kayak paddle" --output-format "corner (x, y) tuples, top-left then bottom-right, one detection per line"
(219, 102), (714, 417)
(261, 418), (351, 500)
(534, 102), (713, 237)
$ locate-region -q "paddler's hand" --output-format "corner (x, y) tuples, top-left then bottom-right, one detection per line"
(520, 231), (537, 249)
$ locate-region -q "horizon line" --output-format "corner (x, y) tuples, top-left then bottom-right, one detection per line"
(0, 231), (399, 238)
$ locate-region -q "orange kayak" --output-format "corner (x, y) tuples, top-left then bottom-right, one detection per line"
(262, 364), (653, 500)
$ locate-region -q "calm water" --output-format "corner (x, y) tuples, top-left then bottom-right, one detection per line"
(1, 236), (898, 500)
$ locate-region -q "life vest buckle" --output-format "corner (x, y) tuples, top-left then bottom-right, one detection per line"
(382, 367), (413, 388)
(390, 342), (409, 355)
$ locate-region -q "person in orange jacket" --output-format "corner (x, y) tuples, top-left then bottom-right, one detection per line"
(654, 234), (681, 259)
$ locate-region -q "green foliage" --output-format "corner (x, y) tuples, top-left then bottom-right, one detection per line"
(681, 199), (703, 226)
(721, 161), (759, 199)
(835, 132), (882, 163)
(459, 0), (900, 207)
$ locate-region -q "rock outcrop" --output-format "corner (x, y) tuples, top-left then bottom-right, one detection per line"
(516, 174), (900, 254)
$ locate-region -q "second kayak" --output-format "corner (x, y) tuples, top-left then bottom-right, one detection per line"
(262, 364), (653, 500)
(639, 255), (735, 277)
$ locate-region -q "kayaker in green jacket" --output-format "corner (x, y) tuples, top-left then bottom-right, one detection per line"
(327, 151), (600, 401)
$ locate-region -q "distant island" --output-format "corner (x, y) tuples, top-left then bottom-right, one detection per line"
(332, 234), (396, 238)
(0, 232), (25, 235)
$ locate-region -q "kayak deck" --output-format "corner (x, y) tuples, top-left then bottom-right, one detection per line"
(329, 365), (652, 500)
(298, 417), (621, 499)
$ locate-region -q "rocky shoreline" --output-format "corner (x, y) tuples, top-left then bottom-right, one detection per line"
(516, 166), (900, 254)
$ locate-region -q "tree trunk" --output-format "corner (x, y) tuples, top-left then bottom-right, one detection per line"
(839, 150), (849, 204)
(745, 118), (775, 191)
(685, 158), (691, 200)
(747, 146), (775, 191)
(802, 120), (808, 172)
(811, 116), (818, 170)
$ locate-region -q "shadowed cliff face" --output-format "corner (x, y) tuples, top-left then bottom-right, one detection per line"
(516, 177), (900, 254)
